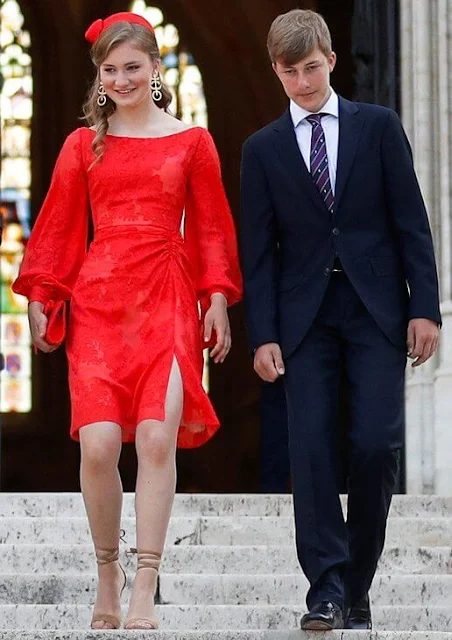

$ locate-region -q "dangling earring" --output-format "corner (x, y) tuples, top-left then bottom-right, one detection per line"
(97, 82), (107, 107)
(151, 72), (162, 102)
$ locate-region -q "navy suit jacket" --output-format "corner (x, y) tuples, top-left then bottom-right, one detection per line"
(240, 97), (441, 358)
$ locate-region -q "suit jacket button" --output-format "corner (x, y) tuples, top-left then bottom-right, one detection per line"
(332, 227), (340, 236)
(324, 267), (331, 276)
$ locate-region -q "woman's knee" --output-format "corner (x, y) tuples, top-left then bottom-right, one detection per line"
(135, 423), (176, 466)
(80, 422), (122, 472)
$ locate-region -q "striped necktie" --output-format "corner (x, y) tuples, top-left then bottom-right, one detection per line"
(306, 114), (334, 214)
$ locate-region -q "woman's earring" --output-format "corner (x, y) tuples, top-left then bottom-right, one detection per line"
(151, 72), (162, 102)
(97, 82), (107, 107)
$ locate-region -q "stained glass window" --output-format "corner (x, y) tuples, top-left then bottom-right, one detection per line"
(0, 0), (32, 412)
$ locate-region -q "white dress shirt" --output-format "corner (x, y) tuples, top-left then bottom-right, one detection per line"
(290, 90), (339, 194)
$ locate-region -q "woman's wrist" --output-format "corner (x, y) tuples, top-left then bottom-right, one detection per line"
(29, 300), (44, 311)
(210, 292), (227, 306)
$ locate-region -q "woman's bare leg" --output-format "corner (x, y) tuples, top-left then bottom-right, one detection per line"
(125, 357), (183, 627)
(79, 422), (124, 629)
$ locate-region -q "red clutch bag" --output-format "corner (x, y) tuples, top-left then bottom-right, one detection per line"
(43, 300), (67, 345)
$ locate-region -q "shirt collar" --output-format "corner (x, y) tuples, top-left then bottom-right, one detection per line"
(290, 89), (339, 128)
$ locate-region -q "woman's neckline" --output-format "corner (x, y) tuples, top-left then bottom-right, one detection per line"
(87, 126), (203, 140)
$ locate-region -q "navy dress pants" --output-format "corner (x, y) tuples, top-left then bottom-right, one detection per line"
(259, 377), (290, 493)
(284, 272), (406, 609)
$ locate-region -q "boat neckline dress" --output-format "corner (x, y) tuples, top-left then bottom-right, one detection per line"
(13, 126), (242, 448)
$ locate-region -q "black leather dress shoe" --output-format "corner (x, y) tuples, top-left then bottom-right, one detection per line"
(345, 594), (372, 629)
(300, 601), (344, 630)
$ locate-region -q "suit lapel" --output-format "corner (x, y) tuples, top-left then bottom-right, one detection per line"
(335, 97), (363, 208)
(272, 110), (329, 215)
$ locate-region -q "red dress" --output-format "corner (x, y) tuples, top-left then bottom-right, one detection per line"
(13, 127), (242, 447)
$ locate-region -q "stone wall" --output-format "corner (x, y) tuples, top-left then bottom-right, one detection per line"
(401, 0), (452, 494)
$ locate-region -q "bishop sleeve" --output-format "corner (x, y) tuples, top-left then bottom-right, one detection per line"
(184, 128), (242, 313)
(12, 128), (89, 304)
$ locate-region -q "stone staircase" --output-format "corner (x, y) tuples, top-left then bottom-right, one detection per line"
(0, 493), (450, 639)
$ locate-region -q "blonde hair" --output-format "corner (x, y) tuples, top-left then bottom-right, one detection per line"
(83, 21), (172, 164)
(267, 9), (332, 65)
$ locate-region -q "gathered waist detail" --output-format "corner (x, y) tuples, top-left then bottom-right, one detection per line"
(83, 224), (190, 281)
(91, 224), (186, 260)
(94, 223), (183, 242)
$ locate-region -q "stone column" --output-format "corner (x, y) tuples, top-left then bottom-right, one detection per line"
(400, 0), (452, 494)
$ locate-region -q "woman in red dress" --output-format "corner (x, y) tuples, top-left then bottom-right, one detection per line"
(13, 12), (242, 631)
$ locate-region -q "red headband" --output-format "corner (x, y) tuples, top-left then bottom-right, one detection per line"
(85, 12), (154, 44)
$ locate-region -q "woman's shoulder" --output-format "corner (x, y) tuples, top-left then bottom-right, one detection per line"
(170, 123), (212, 150)
(54, 128), (94, 170)
(62, 127), (94, 147)
(155, 113), (208, 142)
(53, 128), (88, 157)
(189, 126), (217, 156)
(165, 119), (197, 134)
(80, 126), (98, 139)
(176, 125), (209, 146)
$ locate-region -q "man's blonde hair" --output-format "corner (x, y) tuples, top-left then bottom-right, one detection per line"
(267, 9), (332, 65)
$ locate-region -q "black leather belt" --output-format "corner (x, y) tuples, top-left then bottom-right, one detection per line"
(332, 258), (343, 272)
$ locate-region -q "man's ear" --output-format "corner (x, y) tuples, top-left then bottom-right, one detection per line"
(328, 52), (337, 73)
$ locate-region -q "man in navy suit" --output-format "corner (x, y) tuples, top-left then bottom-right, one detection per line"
(240, 9), (440, 631)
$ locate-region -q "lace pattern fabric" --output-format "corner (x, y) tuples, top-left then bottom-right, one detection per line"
(13, 127), (242, 447)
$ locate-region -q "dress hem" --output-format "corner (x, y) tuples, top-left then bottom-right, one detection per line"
(71, 414), (220, 448)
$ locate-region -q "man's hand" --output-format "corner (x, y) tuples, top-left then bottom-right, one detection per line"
(254, 342), (285, 382)
(407, 318), (439, 367)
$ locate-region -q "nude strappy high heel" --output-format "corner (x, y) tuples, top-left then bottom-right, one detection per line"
(91, 547), (127, 630)
(123, 548), (162, 630)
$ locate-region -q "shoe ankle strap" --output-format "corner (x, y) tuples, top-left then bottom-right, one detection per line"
(128, 548), (161, 571)
(95, 547), (119, 565)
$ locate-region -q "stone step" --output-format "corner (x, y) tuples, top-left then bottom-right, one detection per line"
(1, 544), (450, 575)
(0, 493), (450, 518)
(0, 573), (449, 606)
(0, 517), (450, 546)
(0, 604), (450, 631)
(0, 633), (451, 640)
(159, 574), (452, 607)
